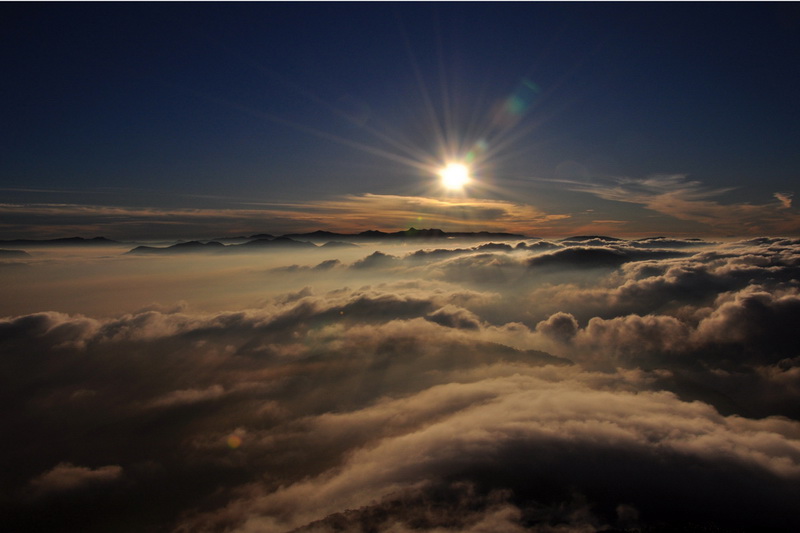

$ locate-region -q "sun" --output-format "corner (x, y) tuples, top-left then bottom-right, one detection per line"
(439, 163), (471, 190)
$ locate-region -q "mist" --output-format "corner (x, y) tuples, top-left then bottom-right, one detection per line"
(2, 235), (799, 532)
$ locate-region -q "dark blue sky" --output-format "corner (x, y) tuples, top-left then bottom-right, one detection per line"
(2, 2), (799, 238)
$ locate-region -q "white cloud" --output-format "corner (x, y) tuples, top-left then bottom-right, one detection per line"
(775, 192), (794, 209)
(148, 384), (226, 408)
(29, 463), (123, 494)
(4, 236), (800, 532)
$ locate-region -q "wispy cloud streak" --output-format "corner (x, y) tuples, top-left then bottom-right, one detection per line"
(560, 174), (800, 235)
(0, 195), (571, 240)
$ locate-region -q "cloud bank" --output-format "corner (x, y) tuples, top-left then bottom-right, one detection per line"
(2, 235), (799, 532)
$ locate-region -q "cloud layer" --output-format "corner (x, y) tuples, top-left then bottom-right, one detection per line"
(0, 194), (568, 240)
(4, 172), (797, 240)
(2, 236), (799, 531)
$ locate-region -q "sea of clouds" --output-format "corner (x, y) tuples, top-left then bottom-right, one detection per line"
(2, 236), (799, 532)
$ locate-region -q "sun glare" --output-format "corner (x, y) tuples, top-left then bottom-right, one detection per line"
(439, 163), (471, 190)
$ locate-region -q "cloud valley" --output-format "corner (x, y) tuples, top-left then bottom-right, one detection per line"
(1, 234), (799, 532)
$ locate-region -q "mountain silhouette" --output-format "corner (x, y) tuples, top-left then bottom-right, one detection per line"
(128, 241), (226, 254)
(282, 227), (526, 243)
(236, 236), (317, 249)
(121, 228), (528, 254)
(127, 237), (317, 254)
(0, 236), (119, 247)
(560, 235), (623, 242)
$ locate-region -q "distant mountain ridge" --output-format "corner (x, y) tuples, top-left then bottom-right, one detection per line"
(0, 236), (118, 247)
(283, 227), (527, 243)
(0, 231), (715, 257)
(126, 228), (529, 254)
